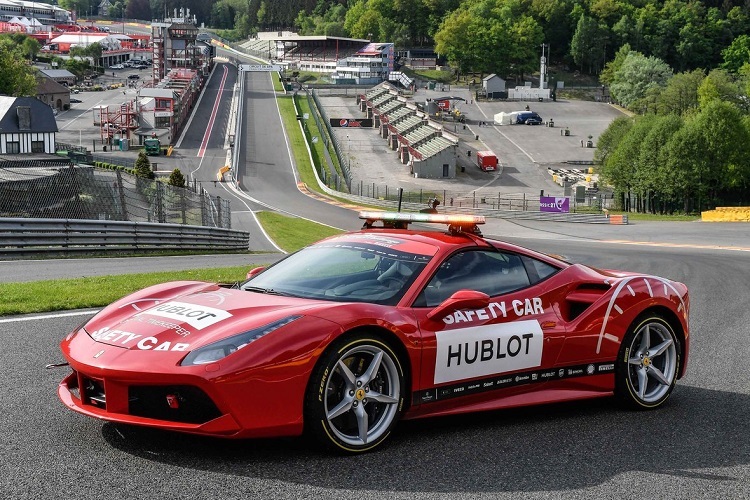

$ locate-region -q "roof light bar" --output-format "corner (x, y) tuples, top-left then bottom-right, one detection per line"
(359, 211), (485, 225)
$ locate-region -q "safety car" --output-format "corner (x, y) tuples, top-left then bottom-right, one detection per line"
(55, 212), (690, 453)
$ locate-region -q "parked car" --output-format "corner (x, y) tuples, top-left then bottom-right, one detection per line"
(525, 116), (543, 125)
(109, 64), (124, 70)
(516, 111), (543, 125)
(127, 74), (140, 80)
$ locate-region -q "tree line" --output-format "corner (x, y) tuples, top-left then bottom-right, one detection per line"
(596, 49), (750, 214)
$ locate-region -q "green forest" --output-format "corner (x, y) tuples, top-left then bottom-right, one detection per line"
(12, 0), (750, 212)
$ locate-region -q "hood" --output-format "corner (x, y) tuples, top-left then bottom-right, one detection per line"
(84, 282), (320, 353)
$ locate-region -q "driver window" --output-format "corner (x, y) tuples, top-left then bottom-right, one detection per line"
(415, 250), (532, 307)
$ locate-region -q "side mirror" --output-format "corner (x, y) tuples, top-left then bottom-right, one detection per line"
(427, 290), (490, 321)
(246, 266), (265, 279)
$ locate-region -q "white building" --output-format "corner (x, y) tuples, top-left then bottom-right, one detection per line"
(0, 0), (71, 26)
(332, 43), (394, 85)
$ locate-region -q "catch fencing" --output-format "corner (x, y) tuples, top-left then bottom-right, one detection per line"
(0, 161), (231, 229)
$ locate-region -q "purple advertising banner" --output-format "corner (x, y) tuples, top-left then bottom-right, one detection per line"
(539, 196), (570, 213)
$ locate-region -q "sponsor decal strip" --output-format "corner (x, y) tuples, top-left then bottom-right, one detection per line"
(137, 301), (232, 330)
(434, 320), (544, 384)
(413, 362), (616, 405)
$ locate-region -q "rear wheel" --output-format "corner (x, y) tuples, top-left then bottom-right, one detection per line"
(615, 314), (680, 409)
(305, 335), (404, 453)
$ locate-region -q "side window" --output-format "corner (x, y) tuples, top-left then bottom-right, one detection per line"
(520, 255), (560, 284)
(415, 250), (532, 307)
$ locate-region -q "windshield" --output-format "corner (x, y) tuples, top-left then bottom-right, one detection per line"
(241, 239), (434, 305)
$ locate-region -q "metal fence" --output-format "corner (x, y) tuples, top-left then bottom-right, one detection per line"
(346, 182), (614, 213)
(294, 89), (350, 192)
(0, 163), (232, 228)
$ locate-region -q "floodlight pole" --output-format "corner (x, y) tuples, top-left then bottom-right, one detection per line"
(540, 43), (548, 90)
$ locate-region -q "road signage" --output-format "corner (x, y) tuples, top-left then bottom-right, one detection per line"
(240, 64), (282, 72)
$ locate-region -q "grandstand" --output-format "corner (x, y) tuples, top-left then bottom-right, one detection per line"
(0, 0), (72, 27)
(387, 71), (414, 90)
(358, 86), (391, 112)
(360, 83), (457, 178)
(241, 33), (396, 85)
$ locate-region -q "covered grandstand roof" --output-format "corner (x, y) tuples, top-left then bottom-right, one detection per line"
(371, 93), (397, 108)
(366, 86), (389, 98)
(413, 136), (455, 160)
(355, 42), (394, 55)
(378, 100), (404, 116)
(385, 107), (412, 124)
(393, 115), (423, 134)
(403, 125), (439, 145)
(272, 34), (368, 44)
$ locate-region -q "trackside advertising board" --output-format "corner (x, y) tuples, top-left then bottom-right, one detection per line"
(329, 118), (373, 127)
(540, 196), (570, 213)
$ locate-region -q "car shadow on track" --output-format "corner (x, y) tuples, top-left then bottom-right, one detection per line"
(101, 385), (748, 493)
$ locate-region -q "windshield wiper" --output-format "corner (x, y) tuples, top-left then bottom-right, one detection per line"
(242, 285), (304, 298)
(242, 286), (293, 297)
(243, 285), (278, 294)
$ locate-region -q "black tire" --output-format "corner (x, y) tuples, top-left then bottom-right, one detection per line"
(615, 314), (681, 409)
(305, 335), (405, 453)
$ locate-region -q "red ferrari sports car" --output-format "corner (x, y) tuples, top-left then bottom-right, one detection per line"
(56, 212), (690, 453)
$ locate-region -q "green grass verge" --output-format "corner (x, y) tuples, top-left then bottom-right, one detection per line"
(295, 95), (331, 180)
(295, 95), (346, 183)
(1, 214), (343, 316)
(404, 67), (454, 84)
(256, 211), (343, 252)
(277, 96), (321, 192)
(272, 71), (284, 92)
(0, 267), (251, 316)
(611, 211), (700, 222)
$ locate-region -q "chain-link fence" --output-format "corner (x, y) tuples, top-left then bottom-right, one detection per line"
(0, 162), (231, 228)
(346, 184), (614, 213)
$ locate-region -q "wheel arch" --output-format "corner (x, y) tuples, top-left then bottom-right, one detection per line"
(333, 325), (412, 404)
(302, 325), (414, 425)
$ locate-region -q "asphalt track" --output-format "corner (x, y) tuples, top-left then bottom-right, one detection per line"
(1, 233), (749, 499)
(2, 43), (749, 499)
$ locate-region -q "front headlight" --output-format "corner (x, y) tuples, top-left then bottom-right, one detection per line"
(180, 316), (301, 366)
(65, 312), (99, 342)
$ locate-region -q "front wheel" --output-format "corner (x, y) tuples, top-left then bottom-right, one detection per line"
(615, 314), (680, 409)
(305, 335), (405, 453)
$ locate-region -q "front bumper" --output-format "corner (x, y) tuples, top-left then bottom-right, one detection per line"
(58, 369), (243, 436)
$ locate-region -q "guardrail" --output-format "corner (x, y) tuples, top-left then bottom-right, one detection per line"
(0, 218), (250, 258)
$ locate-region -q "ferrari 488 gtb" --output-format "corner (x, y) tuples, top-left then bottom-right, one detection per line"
(57, 212), (689, 453)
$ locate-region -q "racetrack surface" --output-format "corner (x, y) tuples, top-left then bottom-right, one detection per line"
(1, 235), (748, 499)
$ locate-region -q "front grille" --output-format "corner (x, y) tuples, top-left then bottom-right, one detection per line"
(82, 376), (106, 409)
(67, 369), (81, 400)
(128, 385), (222, 424)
